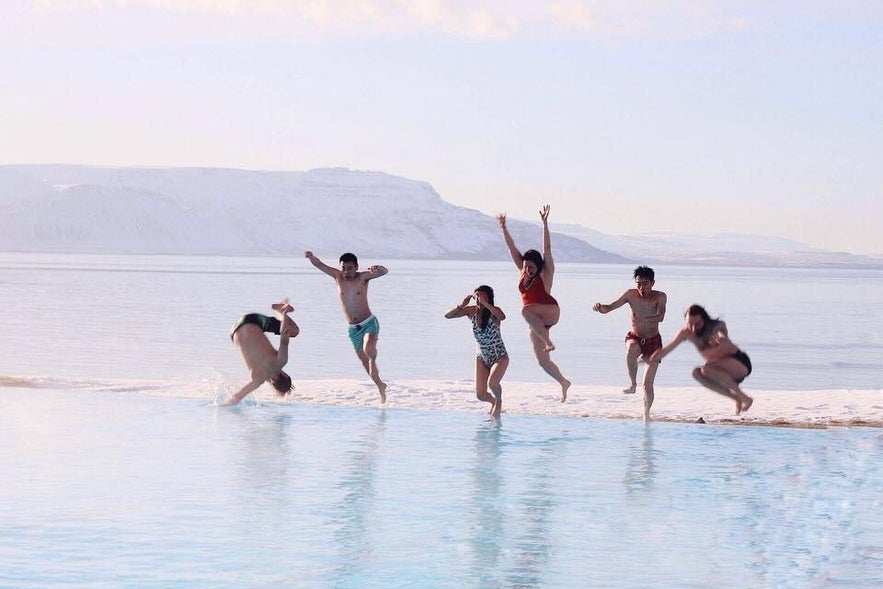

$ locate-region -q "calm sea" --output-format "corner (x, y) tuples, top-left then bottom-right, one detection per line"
(1, 253), (881, 390)
(2, 253), (882, 588)
(2, 389), (881, 588)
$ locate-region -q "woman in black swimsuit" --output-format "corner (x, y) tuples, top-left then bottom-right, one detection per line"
(650, 304), (753, 414)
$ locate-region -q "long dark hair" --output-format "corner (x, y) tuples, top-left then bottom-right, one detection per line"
(475, 285), (495, 329)
(521, 249), (545, 274)
(686, 304), (716, 338)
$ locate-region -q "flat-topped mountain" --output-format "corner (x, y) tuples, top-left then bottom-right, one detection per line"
(0, 165), (626, 262)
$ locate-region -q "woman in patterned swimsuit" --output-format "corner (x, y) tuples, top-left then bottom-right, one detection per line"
(498, 204), (571, 402)
(445, 285), (508, 417)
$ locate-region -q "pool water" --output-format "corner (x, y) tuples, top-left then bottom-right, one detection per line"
(2, 389), (881, 588)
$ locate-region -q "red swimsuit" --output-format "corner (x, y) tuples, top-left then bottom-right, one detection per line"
(519, 274), (558, 306)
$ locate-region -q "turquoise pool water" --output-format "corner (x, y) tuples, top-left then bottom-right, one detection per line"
(2, 389), (881, 588)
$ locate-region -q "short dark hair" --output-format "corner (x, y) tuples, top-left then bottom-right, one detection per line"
(633, 266), (655, 281)
(270, 371), (293, 396)
(339, 252), (358, 265)
(521, 249), (545, 273)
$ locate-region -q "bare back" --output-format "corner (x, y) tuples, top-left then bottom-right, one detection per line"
(233, 325), (280, 381)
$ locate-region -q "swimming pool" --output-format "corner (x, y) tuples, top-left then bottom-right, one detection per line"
(2, 388), (881, 588)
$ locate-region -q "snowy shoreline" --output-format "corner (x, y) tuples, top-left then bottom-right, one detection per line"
(5, 376), (882, 429)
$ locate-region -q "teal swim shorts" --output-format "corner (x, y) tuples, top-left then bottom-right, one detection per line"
(347, 315), (380, 349)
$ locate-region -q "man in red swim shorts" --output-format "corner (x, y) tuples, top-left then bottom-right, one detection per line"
(593, 266), (668, 422)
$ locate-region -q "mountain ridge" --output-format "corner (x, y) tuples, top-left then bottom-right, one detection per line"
(1, 164), (879, 268)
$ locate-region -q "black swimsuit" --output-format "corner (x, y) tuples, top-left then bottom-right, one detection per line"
(730, 350), (752, 383)
(230, 313), (281, 340)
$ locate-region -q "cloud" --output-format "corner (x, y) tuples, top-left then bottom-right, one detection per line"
(25, 0), (759, 39)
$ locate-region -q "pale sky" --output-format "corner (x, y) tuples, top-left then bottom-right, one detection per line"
(2, 1), (881, 255)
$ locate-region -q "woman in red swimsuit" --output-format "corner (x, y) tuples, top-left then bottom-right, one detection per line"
(498, 205), (571, 402)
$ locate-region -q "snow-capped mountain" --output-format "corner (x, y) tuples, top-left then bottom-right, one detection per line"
(0, 165), (627, 262)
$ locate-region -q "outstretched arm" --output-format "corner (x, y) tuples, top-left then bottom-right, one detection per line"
(364, 265), (389, 281)
(649, 328), (691, 363)
(304, 251), (339, 278)
(593, 291), (629, 314)
(540, 204), (555, 278)
(497, 213), (523, 269)
(223, 378), (263, 406)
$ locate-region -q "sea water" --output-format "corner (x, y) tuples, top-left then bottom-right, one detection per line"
(2, 253), (882, 587)
(2, 389), (881, 588)
(1, 253), (882, 389)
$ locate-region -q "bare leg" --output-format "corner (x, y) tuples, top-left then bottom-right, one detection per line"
(702, 358), (752, 413)
(474, 358), (496, 413)
(623, 341), (641, 394)
(360, 333), (387, 404)
(488, 356), (509, 418)
(522, 304), (559, 352)
(279, 314), (299, 337)
(692, 364), (751, 414)
(641, 359), (659, 423)
(271, 299), (294, 314)
(529, 331), (570, 402)
(271, 300), (299, 336)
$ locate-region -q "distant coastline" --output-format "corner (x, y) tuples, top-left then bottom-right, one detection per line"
(2, 164), (880, 269)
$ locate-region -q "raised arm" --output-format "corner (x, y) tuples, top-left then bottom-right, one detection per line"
(444, 294), (475, 319)
(593, 291), (630, 314)
(540, 204), (554, 278)
(497, 213), (523, 269)
(476, 297), (506, 322)
(364, 265), (389, 281)
(304, 251), (339, 278)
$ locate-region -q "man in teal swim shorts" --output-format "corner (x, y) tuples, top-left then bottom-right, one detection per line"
(305, 251), (389, 404)
(348, 315), (380, 349)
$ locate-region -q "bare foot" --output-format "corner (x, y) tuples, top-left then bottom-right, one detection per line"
(492, 398), (502, 418)
(272, 301), (294, 314)
(643, 412), (652, 423)
(378, 381), (387, 405)
(739, 396), (753, 414)
(622, 384), (637, 394)
(561, 379), (571, 403)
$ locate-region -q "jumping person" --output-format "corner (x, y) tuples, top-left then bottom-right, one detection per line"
(445, 285), (509, 417)
(593, 265), (667, 421)
(224, 300), (299, 406)
(650, 304), (753, 414)
(497, 205), (571, 402)
(305, 251), (388, 403)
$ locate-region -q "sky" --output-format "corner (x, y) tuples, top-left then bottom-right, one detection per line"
(1, 1), (881, 255)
